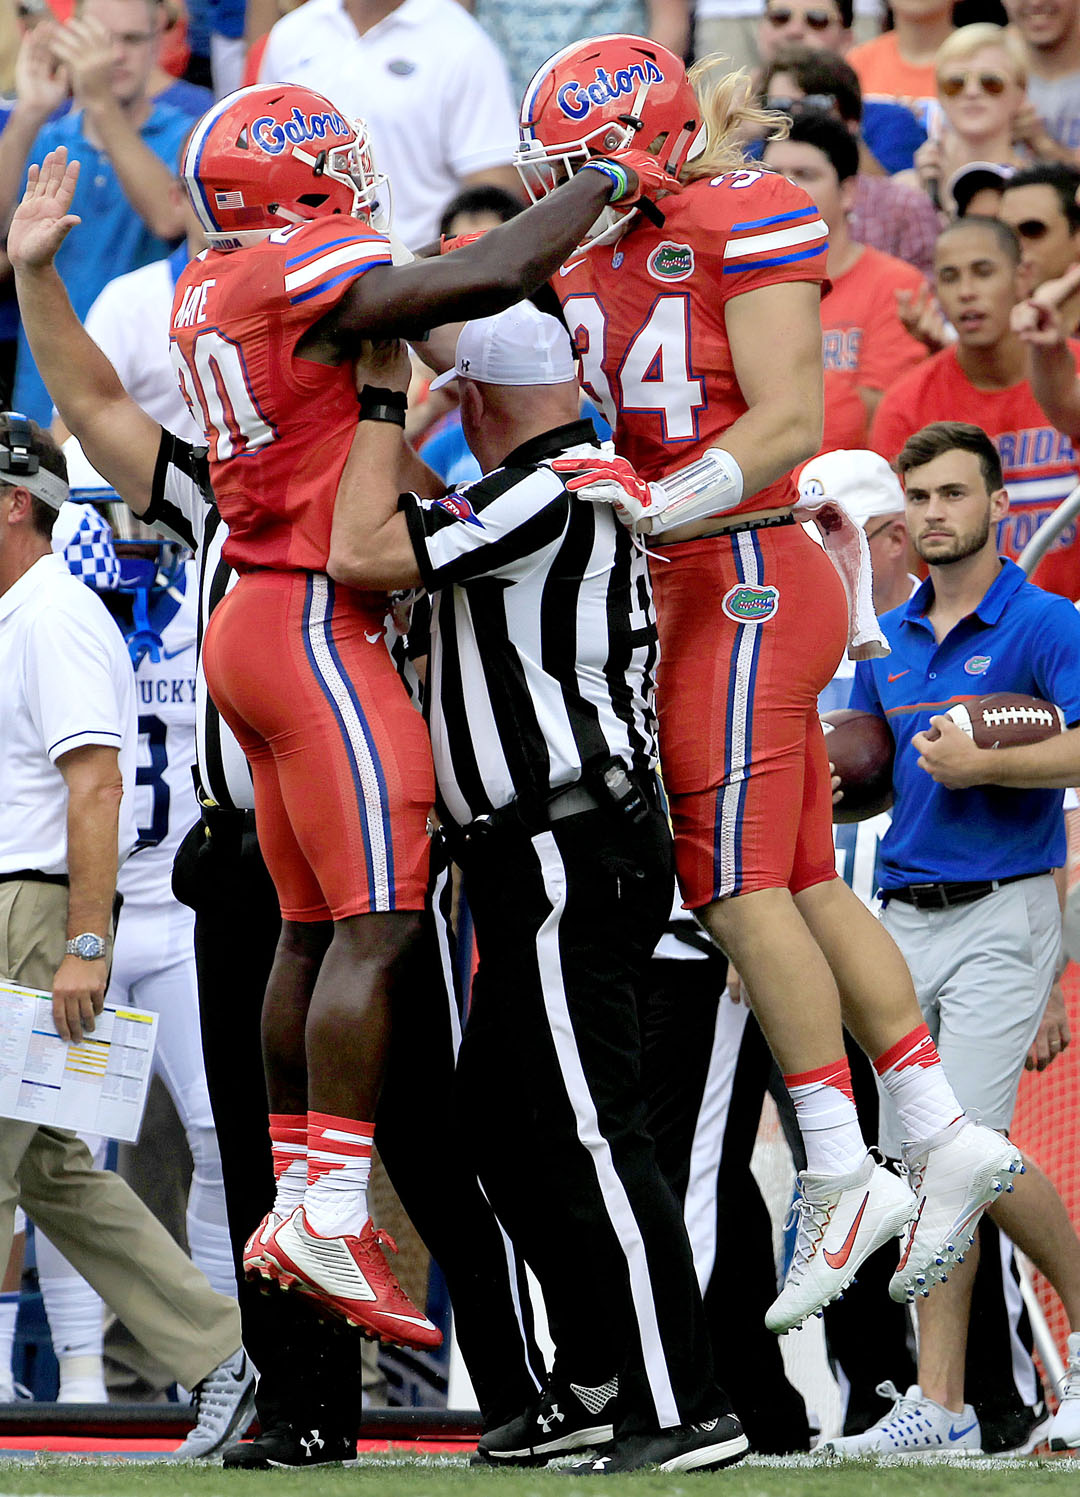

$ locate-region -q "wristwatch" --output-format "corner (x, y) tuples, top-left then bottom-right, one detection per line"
(65, 933), (107, 961)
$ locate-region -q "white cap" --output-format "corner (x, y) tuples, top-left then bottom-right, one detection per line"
(798, 449), (905, 529)
(429, 301), (577, 391)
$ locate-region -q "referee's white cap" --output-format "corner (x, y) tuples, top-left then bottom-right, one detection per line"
(430, 301), (576, 391)
(798, 449), (905, 530)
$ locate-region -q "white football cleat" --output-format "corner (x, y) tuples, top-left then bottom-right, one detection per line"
(821, 1382), (982, 1458)
(889, 1119), (1023, 1304)
(765, 1154), (915, 1334)
(1050, 1332), (1080, 1450)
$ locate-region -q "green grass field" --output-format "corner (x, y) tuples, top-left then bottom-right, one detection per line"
(0, 1454), (1075, 1497)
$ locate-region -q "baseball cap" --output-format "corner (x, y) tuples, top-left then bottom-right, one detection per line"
(429, 301), (576, 391)
(798, 449), (905, 528)
(946, 161), (1014, 217)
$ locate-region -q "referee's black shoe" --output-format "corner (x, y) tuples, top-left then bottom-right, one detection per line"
(221, 1423), (357, 1468)
(472, 1376), (618, 1466)
(563, 1414), (749, 1474)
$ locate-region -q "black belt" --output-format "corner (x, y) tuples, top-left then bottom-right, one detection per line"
(885, 871), (1049, 910)
(0, 869), (69, 887)
(655, 512), (796, 546)
(449, 766), (658, 856)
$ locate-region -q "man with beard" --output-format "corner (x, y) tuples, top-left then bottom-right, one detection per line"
(823, 420), (1080, 1457)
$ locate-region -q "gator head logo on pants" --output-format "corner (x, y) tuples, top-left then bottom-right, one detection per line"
(722, 583), (780, 623)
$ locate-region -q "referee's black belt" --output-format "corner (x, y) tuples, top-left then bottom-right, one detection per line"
(884, 871), (1050, 910)
(453, 769), (658, 852)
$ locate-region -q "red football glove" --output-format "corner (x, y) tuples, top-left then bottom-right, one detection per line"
(551, 454), (661, 529)
(604, 148), (684, 206)
(439, 230), (487, 254)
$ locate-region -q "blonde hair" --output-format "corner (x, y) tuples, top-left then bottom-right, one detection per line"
(680, 52), (790, 182)
(935, 23), (1028, 86)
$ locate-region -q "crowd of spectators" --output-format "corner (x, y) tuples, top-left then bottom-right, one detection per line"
(1, 0), (1080, 1458)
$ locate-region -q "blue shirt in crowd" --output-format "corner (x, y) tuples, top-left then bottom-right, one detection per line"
(13, 101), (191, 424)
(849, 559), (1080, 889)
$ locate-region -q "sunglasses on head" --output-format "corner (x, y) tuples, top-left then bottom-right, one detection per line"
(939, 70), (1010, 97)
(765, 6), (837, 26)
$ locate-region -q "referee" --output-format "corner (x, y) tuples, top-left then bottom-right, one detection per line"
(9, 172), (546, 1462)
(329, 302), (747, 1476)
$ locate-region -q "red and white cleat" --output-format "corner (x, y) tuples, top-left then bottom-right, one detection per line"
(261, 1207), (443, 1351)
(243, 1210), (283, 1281)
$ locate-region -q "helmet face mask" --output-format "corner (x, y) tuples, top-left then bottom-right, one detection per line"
(514, 35), (703, 246)
(184, 84), (391, 249)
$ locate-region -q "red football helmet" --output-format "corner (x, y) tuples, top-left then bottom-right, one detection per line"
(515, 35), (703, 209)
(182, 83), (389, 250)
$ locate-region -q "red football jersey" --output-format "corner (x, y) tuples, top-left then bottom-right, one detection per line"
(554, 168), (829, 516)
(170, 218), (393, 572)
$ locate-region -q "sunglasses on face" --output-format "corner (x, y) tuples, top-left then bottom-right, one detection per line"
(766, 92), (838, 113)
(1011, 219), (1051, 239)
(765, 6), (837, 26)
(938, 71), (1010, 97)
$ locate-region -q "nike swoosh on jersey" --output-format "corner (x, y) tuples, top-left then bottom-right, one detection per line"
(162, 646), (191, 659)
(559, 260), (587, 277)
(822, 1191), (869, 1269)
(887, 670), (910, 683)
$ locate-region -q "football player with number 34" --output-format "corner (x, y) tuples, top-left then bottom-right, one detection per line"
(522, 37), (1024, 1330)
(165, 82), (677, 1344)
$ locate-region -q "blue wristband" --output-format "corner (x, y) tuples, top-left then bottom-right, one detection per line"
(580, 159), (630, 202)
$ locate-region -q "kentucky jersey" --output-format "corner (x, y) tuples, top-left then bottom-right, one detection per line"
(555, 170), (828, 515)
(117, 561), (199, 910)
(170, 217), (393, 573)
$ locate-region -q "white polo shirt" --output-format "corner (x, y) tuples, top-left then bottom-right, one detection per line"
(0, 553), (137, 876)
(258, 0), (518, 249)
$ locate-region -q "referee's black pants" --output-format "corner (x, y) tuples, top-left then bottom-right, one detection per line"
(454, 804), (730, 1439)
(174, 815), (544, 1433)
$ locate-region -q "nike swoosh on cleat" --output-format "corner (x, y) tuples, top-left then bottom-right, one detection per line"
(380, 1312), (436, 1327)
(823, 1192), (870, 1270)
(949, 1423), (978, 1441)
(888, 670), (910, 683)
(895, 1196), (926, 1273)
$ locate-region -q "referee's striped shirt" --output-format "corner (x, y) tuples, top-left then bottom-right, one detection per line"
(141, 431), (421, 813)
(403, 419), (660, 829)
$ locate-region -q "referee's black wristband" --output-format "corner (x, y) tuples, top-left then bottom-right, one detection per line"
(358, 385), (408, 427)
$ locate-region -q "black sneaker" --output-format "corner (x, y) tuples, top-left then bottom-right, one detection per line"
(473, 1376), (618, 1466)
(221, 1424), (358, 1468)
(564, 1414), (748, 1474)
(980, 1400), (1050, 1456)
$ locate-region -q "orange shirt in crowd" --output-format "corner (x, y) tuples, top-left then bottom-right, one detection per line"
(870, 342), (1080, 598)
(848, 32), (937, 110)
(820, 244), (927, 452)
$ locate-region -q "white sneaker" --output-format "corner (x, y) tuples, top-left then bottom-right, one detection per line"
(821, 1382), (982, 1458)
(172, 1347), (257, 1461)
(888, 1120), (1023, 1304)
(1050, 1332), (1080, 1450)
(765, 1155), (916, 1334)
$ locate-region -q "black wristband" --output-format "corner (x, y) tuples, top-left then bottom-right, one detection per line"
(358, 385), (408, 427)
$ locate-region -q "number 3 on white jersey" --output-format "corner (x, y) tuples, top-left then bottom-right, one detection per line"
(564, 293), (705, 442)
(171, 330), (276, 462)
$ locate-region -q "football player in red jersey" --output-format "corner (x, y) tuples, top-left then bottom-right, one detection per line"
(165, 82), (678, 1344)
(520, 37), (1024, 1333)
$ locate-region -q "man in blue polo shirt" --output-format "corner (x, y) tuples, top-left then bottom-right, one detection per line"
(0, 0), (189, 425)
(826, 419), (1080, 1459)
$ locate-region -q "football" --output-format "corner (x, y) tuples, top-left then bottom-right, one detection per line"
(821, 709), (895, 823)
(943, 694), (1066, 748)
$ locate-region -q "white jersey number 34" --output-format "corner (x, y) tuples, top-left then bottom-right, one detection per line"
(563, 292), (705, 441)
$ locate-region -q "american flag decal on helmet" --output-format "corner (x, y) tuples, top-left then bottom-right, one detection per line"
(215, 190), (246, 208)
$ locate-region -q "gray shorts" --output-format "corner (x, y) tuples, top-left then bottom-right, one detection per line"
(877, 874), (1060, 1157)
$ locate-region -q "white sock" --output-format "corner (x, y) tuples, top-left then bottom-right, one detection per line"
(186, 1125), (238, 1300)
(303, 1112), (374, 1238)
(874, 1023), (964, 1143)
(0, 1292), (18, 1401)
(784, 1057), (868, 1176)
